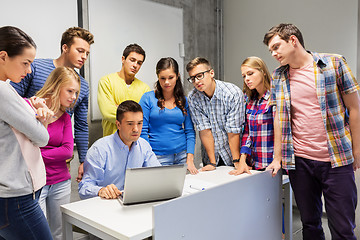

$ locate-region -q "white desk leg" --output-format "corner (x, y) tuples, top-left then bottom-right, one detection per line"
(62, 213), (73, 240)
(284, 182), (293, 240)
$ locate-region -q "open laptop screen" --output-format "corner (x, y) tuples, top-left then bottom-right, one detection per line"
(119, 164), (187, 205)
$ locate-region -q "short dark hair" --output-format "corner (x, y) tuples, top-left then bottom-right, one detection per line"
(60, 27), (94, 53)
(0, 26), (36, 57)
(116, 100), (143, 122)
(263, 23), (305, 48)
(186, 57), (212, 72)
(122, 43), (146, 61)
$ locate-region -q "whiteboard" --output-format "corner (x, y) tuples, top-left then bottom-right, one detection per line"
(88, 0), (184, 120)
(0, 0), (78, 59)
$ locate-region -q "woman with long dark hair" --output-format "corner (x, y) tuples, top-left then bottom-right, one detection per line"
(139, 57), (197, 174)
(0, 26), (53, 239)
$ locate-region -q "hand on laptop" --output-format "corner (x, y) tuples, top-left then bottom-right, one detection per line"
(98, 184), (122, 199)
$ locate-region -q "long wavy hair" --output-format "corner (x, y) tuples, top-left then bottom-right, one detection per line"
(155, 57), (187, 115)
(241, 56), (271, 100)
(36, 67), (80, 114)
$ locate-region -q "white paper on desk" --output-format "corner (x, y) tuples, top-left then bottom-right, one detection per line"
(182, 178), (216, 196)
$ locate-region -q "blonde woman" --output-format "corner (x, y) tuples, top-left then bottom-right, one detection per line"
(31, 67), (80, 240)
(230, 56), (274, 175)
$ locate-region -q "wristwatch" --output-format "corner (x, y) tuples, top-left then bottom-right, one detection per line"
(208, 162), (217, 167)
(232, 159), (240, 163)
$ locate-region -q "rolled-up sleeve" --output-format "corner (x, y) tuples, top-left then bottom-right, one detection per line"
(188, 93), (211, 131)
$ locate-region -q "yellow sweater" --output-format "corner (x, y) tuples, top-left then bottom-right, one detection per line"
(97, 72), (151, 136)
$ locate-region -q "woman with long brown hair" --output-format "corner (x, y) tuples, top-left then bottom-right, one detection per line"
(0, 26), (53, 239)
(139, 57), (197, 174)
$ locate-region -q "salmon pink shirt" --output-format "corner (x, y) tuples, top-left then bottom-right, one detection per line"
(289, 64), (330, 162)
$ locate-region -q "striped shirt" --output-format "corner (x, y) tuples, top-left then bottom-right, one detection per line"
(188, 80), (245, 166)
(270, 52), (359, 170)
(241, 90), (274, 169)
(10, 59), (89, 163)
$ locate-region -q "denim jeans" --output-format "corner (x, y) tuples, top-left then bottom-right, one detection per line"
(156, 150), (187, 166)
(289, 157), (357, 240)
(39, 179), (71, 240)
(0, 189), (53, 239)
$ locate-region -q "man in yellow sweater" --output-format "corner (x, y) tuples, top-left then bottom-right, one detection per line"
(97, 44), (151, 136)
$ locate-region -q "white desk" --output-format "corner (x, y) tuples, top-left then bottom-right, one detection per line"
(61, 197), (157, 240)
(61, 166), (292, 240)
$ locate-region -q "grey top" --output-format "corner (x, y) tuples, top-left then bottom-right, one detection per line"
(0, 80), (49, 197)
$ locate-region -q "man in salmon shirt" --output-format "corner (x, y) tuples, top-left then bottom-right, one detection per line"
(264, 23), (359, 240)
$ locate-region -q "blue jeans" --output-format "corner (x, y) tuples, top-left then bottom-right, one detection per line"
(156, 150), (187, 166)
(39, 179), (71, 240)
(0, 189), (53, 240)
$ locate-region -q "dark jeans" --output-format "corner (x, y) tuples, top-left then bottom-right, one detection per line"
(0, 189), (53, 240)
(289, 157), (357, 240)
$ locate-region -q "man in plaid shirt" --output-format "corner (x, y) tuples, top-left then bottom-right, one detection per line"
(186, 57), (245, 172)
(264, 23), (359, 240)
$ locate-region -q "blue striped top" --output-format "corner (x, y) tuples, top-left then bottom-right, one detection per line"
(10, 59), (89, 163)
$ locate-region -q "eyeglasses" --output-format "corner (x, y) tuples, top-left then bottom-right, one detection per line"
(187, 69), (211, 83)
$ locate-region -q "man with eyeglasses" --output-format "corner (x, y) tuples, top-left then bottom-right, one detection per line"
(186, 57), (245, 173)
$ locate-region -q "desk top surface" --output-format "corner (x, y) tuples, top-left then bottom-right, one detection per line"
(61, 166), (275, 239)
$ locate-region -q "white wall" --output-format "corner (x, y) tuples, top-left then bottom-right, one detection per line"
(1, 0), (78, 59)
(87, 0), (184, 120)
(224, 0), (359, 236)
(224, 0), (358, 88)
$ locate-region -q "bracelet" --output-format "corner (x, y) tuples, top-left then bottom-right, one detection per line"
(208, 162), (217, 167)
(232, 159), (240, 163)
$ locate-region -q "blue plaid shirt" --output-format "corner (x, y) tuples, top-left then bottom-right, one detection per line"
(188, 80), (245, 166)
(271, 52), (359, 169)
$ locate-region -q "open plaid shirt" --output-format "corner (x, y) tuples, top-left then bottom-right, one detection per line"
(241, 90), (274, 169)
(188, 80), (245, 166)
(271, 52), (359, 170)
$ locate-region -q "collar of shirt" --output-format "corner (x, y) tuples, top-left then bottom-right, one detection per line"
(196, 79), (221, 101)
(212, 80), (230, 100)
(247, 89), (270, 104)
(311, 51), (330, 69)
(261, 90), (271, 101)
(114, 130), (139, 150)
(277, 51), (328, 79)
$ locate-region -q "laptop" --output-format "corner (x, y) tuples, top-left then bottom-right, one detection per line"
(118, 164), (187, 205)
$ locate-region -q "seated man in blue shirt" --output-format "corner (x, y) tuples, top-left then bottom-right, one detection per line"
(78, 100), (161, 199)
